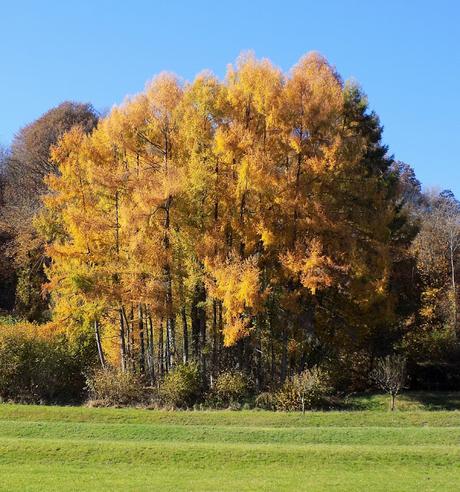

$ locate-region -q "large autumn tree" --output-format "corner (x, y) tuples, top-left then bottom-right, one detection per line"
(41, 53), (403, 390)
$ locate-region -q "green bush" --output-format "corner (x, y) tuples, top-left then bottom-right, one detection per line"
(160, 363), (201, 408)
(275, 367), (332, 412)
(0, 315), (23, 325)
(86, 368), (145, 406)
(0, 325), (94, 403)
(211, 371), (250, 407)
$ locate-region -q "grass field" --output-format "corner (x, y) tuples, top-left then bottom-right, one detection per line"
(0, 394), (460, 491)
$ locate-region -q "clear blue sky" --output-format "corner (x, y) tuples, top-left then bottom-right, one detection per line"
(1, 0), (459, 195)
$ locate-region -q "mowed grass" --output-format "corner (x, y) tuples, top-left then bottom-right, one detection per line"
(0, 396), (459, 491)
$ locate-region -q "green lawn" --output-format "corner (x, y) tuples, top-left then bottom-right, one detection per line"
(0, 396), (460, 491)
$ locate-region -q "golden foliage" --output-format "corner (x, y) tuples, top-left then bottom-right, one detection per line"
(39, 51), (394, 354)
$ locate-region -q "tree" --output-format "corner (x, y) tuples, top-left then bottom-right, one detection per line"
(292, 367), (330, 414)
(412, 190), (460, 337)
(0, 102), (98, 320)
(40, 52), (409, 394)
(371, 354), (406, 411)
(8, 102), (98, 202)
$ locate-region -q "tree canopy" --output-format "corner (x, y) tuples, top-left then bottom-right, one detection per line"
(1, 52), (459, 397)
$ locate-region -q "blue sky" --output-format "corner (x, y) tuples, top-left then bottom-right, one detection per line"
(1, 0), (459, 195)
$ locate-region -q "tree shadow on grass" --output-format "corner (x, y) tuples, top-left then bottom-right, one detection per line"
(402, 391), (460, 410)
(342, 391), (460, 411)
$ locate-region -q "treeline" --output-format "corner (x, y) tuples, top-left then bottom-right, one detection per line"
(1, 52), (459, 405)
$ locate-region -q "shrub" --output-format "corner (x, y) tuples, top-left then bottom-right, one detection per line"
(0, 315), (22, 325)
(0, 323), (94, 403)
(160, 363), (201, 408)
(211, 371), (249, 407)
(273, 380), (299, 411)
(275, 367), (332, 412)
(255, 391), (276, 410)
(86, 368), (145, 406)
(371, 354), (407, 411)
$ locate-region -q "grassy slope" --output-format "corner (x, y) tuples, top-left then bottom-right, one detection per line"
(0, 396), (460, 491)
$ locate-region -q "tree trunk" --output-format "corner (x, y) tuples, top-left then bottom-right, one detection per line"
(191, 283), (205, 360)
(118, 308), (127, 372)
(122, 306), (135, 372)
(182, 306), (189, 363)
(281, 325), (288, 383)
(147, 314), (155, 384)
(268, 313), (275, 383)
(94, 319), (105, 369)
(165, 317), (170, 373)
(200, 294), (207, 380)
(163, 194), (176, 368)
(138, 304), (145, 373)
(158, 318), (164, 377)
(212, 299), (218, 375)
(166, 312), (176, 369)
(129, 305), (136, 371)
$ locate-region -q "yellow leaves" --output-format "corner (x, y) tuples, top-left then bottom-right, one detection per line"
(236, 157), (250, 196)
(50, 125), (87, 168)
(226, 52), (284, 128)
(375, 277), (387, 296)
(146, 72), (183, 127)
(238, 260), (260, 306)
(222, 317), (251, 347)
(285, 52), (343, 148)
(281, 239), (334, 294)
(258, 224), (275, 248)
(308, 137), (343, 174)
(207, 255), (260, 312)
(420, 288), (441, 320)
(42, 49), (394, 352)
(206, 255), (262, 346)
(0, 320), (59, 342)
(289, 137), (302, 155)
(180, 72), (226, 137)
(420, 304), (435, 319)
(213, 127), (231, 159)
